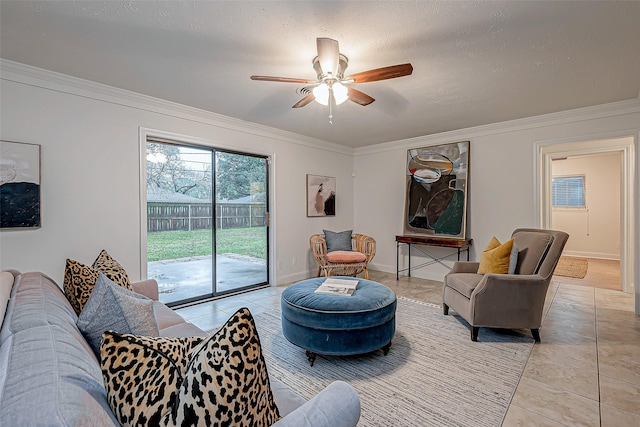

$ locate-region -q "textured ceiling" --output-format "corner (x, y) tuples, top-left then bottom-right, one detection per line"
(1, 1), (639, 148)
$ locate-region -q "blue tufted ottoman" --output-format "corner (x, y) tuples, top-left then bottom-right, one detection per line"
(281, 277), (397, 366)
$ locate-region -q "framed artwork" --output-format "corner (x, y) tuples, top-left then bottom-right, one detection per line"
(0, 140), (41, 229)
(307, 174), (336, 217)
(403, 141), (469, 239)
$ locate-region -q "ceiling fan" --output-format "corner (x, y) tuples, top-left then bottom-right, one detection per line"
(250, 38), (413, 122)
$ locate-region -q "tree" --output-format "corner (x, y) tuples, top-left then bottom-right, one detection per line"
(146, 144), (266, 201)
(215, 153), (265, 201)
(146, 142), (212, 198)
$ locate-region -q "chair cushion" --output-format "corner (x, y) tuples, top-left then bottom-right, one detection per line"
(323, 229), (353, 252)
(512, 231), (553, 275)
(445, 273), (484, 298)
(326, 251), (366, 263)
(477, 237), (515, 274)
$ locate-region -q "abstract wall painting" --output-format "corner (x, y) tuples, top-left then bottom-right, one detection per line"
(404, 141), (469, 239)
(0, 141), (41, 229)
(307, 174), (336, 217)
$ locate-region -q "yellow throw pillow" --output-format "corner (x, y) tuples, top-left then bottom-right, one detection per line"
(477, 237), (515, 274)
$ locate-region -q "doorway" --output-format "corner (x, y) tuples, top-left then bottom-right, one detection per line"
(550, 152), (622, 290)
(539, 136), (635, 295)
(143, 137), (269, 306)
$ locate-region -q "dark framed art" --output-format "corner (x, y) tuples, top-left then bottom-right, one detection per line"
(1, 140), (41, 229)
(307, 174), (336, 217)
(403, 141), (469, 239)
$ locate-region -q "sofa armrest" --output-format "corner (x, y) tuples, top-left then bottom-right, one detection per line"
(131, 279), (159, 301)
(272, 381), (361, 427)
(449, 261), (480, 274)
(474, 273), (548, 295)
(471, 274), (550, 328)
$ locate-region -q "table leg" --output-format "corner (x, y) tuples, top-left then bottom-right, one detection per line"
(305, 350), (317, 367)
(382, 341), (392, 356)
(396, 241), (399, 280)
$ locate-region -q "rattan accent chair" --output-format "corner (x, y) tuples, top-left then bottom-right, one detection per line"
(310, 233), (377, 279)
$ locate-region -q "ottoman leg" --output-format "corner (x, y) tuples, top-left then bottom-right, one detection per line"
(382, 341), (392, 356)
(306, 350), (317, 367)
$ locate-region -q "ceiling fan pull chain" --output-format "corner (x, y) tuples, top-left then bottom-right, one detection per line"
(329, 89), (334, 124)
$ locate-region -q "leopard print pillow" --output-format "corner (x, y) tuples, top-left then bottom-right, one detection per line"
(101, 308), (280, 427)
(93, 249), (132, 290)
(63, 250), (131, 314)
(163, 308), (280, 426)
(63, 259), (100, 315)
(101, 332), (204, 426)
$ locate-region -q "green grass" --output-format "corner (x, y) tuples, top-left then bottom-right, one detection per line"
(147, 227), (266, 261)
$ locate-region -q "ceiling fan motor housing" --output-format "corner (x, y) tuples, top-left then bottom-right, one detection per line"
(313, 54), (349, 81)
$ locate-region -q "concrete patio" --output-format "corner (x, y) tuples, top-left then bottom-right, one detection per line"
(148, 254), (267, 304)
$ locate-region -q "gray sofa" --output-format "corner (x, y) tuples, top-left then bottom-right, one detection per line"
(0, 270), (361, 426)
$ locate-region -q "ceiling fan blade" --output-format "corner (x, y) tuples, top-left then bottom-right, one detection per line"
(347, 87), (375, 106)
(346, 63), (413, 83)
(250, 75), (313, 83)
(316, 38), (340, 76)
(292, 93), (315, 108)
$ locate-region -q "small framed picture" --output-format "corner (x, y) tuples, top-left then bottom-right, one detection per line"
(1, 140), (41, 229)
(307, 174), (336, 217)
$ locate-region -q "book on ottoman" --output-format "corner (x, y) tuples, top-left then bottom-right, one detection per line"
(314, 278), (359, 296)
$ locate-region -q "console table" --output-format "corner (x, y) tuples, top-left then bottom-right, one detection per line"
(396, 235), (473, 280)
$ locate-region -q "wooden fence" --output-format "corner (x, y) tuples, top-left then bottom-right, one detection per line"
(147, 202), (266, 232)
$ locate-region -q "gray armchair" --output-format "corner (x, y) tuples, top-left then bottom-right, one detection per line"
(443, 228), (569, 342)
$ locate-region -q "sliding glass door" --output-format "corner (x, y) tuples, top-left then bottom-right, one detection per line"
(145, 139), (268, 306)
(214, 151), (268, 293)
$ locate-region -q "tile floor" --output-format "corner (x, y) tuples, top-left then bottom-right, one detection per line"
(175, 269), (640, 426)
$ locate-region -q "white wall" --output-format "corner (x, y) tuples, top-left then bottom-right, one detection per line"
(0, 61), (354, 286)
(551, 153), (621, 259)
(353, 101), (640, 287)
(1, 60), (639, 313)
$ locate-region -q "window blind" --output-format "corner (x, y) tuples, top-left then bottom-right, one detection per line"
(552, 175), (585, 207)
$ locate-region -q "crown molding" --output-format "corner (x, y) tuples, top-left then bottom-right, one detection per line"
(355, 98), (640, 156)
(3, 59), (637, 159)
(0, 59), (353, 156)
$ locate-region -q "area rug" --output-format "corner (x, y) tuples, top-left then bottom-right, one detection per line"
(252, 298), (534, 427)
(554, 256), (588, 279)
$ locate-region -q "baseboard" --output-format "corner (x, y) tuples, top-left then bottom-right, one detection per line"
(370, 262), (448, 282)
(273, 270), (315, 286)
(562, 250), (620, 261)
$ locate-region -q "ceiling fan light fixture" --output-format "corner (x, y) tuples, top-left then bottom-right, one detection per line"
(313, 83), (330, 105)
(332, 82), (348, 105)
(312, 81), (348, 106)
